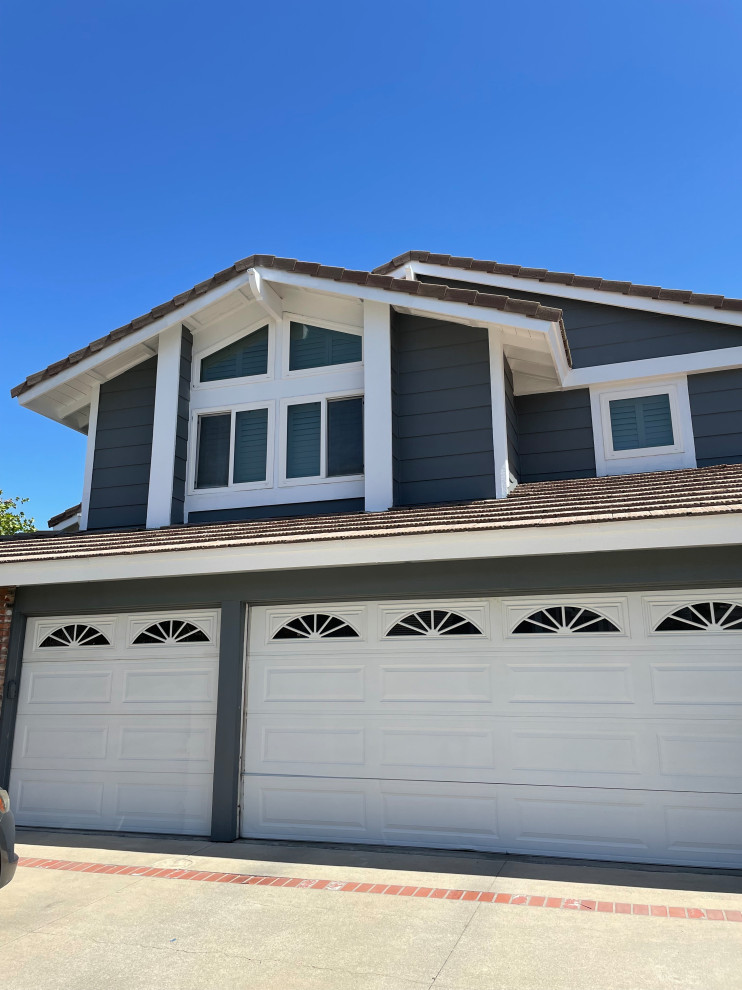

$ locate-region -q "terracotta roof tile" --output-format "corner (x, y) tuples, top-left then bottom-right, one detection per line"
(47, 504), (82, 529)
(373, 251), (742, 315)
(3, 465), (740, 566)
(10, 255), (565, 399)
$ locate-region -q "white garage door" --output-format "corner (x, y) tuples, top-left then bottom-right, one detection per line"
(242, 593), (742, 868)
(10, 611), (219, 835)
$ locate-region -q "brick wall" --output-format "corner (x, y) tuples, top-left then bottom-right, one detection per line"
(0, 587), (15, 713)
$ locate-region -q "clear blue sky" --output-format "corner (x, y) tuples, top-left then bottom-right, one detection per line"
(2, 0), (741, 527)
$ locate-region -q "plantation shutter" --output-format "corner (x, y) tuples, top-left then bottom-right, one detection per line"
(233, 408), (269, 483)
(286, 402), (321, 478)
(196, 414), (231, 488)
(609, 394), (674, 451)
(289, 323), (362, 370)
(327, 397), (364, 476)
(200, 326), (269, 382)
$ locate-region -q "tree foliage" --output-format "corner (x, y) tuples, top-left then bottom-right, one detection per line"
(0, 490), (36, 535)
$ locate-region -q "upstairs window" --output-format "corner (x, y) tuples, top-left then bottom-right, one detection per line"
(285, 396), (363, 480)
(609, 394), (674, 451)
(289, 322), (362, 371)
(195, 406), (271, 490)
(200, 326), (269, 382)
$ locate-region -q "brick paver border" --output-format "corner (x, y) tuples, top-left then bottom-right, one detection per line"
(17, 857), (742, 923)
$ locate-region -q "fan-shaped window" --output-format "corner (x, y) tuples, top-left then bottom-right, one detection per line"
(273, 614), (360, 640)
(655, 601), (742, 633)
(133, 620), (210, 645)
(387, 610), (483, 637)
(39, 624), (110, 648)
(513, 606), (619, 635)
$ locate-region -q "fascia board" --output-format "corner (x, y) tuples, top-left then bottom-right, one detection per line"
(563, 346), (742, 388)
(2, 512), (738, 587)
(401, 262), (742, 329)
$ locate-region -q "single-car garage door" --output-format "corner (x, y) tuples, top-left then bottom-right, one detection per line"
(241, 593), (742, 868)
(10, 611), (219, 835)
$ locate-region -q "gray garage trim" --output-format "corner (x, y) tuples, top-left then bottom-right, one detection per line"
(0, 610), (26, 791)
(210, 601), (246, 841)
(514, 389), (597, 483)
(88, 357), (157, 531)
(689, 368), (742, 467)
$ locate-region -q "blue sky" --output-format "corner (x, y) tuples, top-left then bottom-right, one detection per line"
(2, 0), (741, 526)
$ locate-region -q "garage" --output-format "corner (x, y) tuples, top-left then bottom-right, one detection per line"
(241, 593), (742, 868)
(9, 610), (219, 835)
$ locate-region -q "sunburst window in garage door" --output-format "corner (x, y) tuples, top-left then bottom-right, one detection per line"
(273, 614), (360, 640)
(386, 609), (483, 637)
(132, 620), (210, 645)
(655, 601), (742, 632)
(39, 624), (111, 647)
(513, 606), (620, 635)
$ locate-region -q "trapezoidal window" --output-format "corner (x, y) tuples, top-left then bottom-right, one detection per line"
(200, 326), (269, 382)
(513, 606), (619, 635)
(39, 624), (111, 648)
(273, 614), (360, 640)
(133, 620), (210, 645)
(386, 610), (483, 637)
(655, 601), (742, 633)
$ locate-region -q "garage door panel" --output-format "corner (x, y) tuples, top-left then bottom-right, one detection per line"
(651, 663), (742, 706)
(506, 663), (633, 705)
(22, 667), (114, 708)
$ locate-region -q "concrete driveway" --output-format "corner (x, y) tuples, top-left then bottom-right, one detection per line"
(2, 830), (741, 990)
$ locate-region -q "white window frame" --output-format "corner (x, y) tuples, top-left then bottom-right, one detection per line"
(589, 375), (696, 477)
(192, 317), (275, 390)
(188, 400), (275, 495)
(281, 312), (363, 380)
(279, 389), (364, 488)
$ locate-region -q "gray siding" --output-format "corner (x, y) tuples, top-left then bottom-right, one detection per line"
(689, 368), (742, 467)
(504, 357), (519, 483)
(515, 389), (596, 483)
(419, 275), (742, 369)
(188, 498), (365, 524)
(172, 329), (192, 525)
(392, 312), (495, 505)
(87, 357), (157, 530)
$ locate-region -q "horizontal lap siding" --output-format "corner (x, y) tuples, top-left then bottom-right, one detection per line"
(515, 390), (596, 483)
(418, 275), (742, 367)
(504, 358), (519, 483)
(392, 314), (495, 505)
(87, 358), (157, 530)
(173, 330), (192, 525)
(689, 368), (742, 466)
(188, 498), (365, 524)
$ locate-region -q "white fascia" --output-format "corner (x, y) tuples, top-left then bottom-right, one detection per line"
(563, 346), (742, 389)
(2, 513), (739, 587)
(395, 261), (742, 329)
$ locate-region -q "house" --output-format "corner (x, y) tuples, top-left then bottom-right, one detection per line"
(0, 250), (741, 868)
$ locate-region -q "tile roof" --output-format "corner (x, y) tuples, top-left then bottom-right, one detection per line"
(2, 464), (740, 566)
(47, 504), (82, 528)
(373, 251), (742, 314)
(11, 255), (564, 399)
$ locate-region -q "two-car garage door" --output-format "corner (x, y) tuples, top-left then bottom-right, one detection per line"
(241, 594), (742, 868)
(10, 611), (219, 835)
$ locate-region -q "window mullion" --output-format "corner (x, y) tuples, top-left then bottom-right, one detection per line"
(228, 409), (236, 487)
(321, 398), (328, 479)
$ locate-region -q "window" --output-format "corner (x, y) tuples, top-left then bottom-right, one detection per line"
(195, 406), (271, 490)
(513, 606), (619, 634)
(609, 394), (674, 451)
(200, 326), (269, 382)
(285, 396), (363, 480)
(39, 624), (110, 648)
(387, 610), (483, 637)
(289, 322), (362, 371)
(133, 620), (210, 645)
(273, 614), (360, 640)
(655, 601), (742, 633)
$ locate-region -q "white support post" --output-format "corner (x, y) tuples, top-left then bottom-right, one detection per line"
(146, 324), (183, 528)
(79, 384), (100, 531)
(488, 328), (510, 498)
(362, 300), (394, 512)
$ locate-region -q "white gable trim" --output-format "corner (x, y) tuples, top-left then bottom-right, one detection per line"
(563, 345), (742, 389)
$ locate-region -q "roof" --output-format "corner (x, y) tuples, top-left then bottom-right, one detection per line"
(47, 504), (82, 529)
(10, 255), (564, 399)
(374, 251), (742, 313)
(1, 464), (740, 566)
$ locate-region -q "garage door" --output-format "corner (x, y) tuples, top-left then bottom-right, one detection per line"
(10, 610), (219, 835)
(241, 593), (742, 867)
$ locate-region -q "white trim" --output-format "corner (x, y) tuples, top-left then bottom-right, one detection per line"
(278, 389), (364, 488)
(589, 376), (696, 477)
(362, 301), (393, 511)
(49, 512), (82, 533)
(248, 268), (283, 324)
(487, 329), (509, 498)
(189, 401), (275, 495)
(563, 345), (742, 389)
(281, 312), (363, 381)
(394, 261), (742, 328)
(3, 513), (739, 587)
(146, 326), (183, 529)
(79, 384), (100, 531)
(192, 317), (274, 391)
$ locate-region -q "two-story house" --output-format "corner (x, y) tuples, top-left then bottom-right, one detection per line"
(1, 250), (741, 868)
